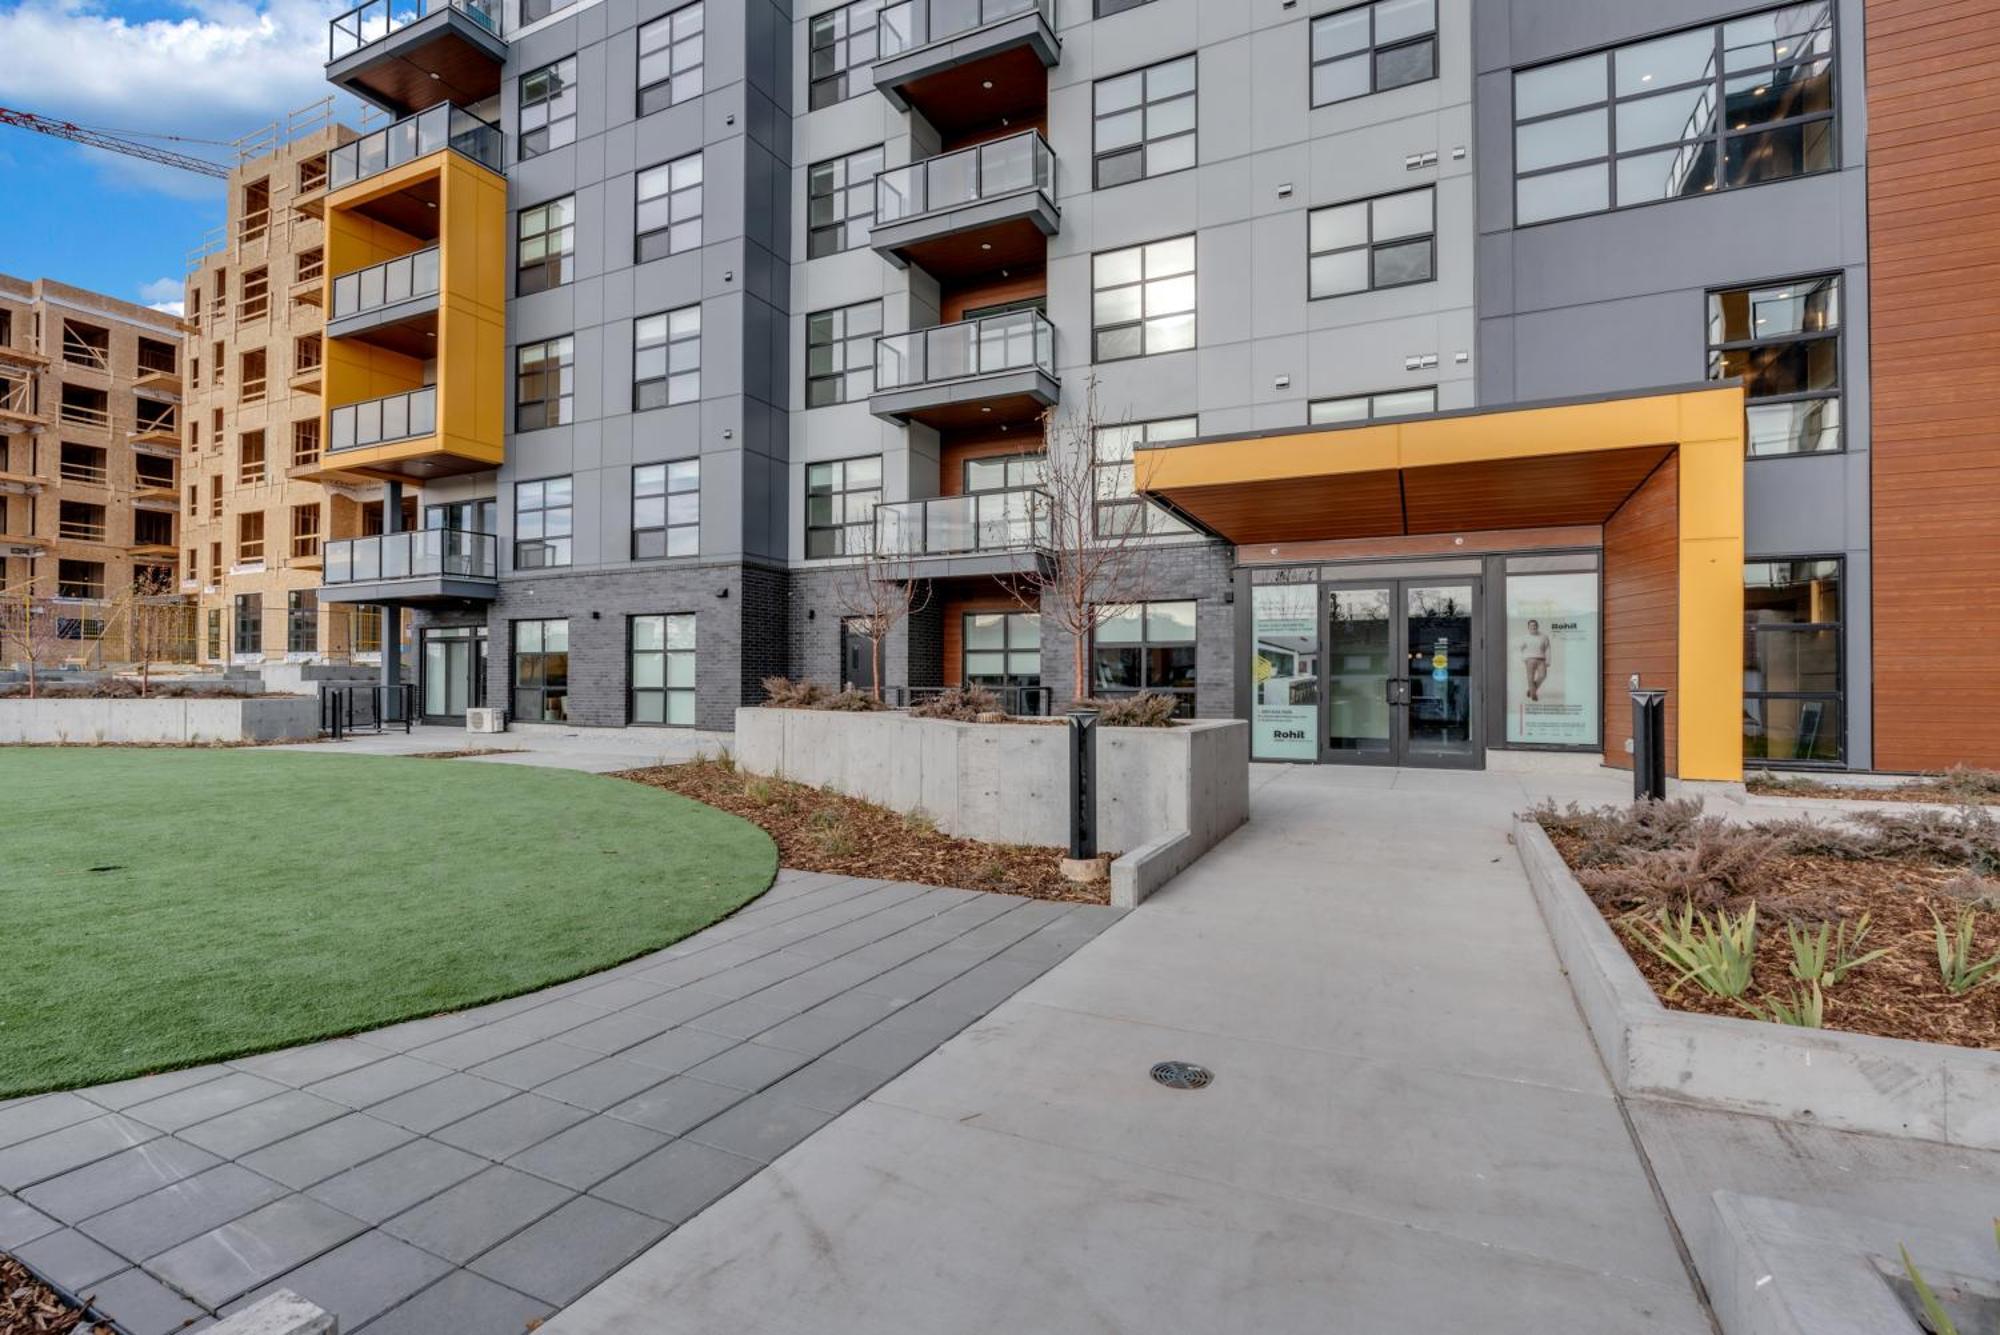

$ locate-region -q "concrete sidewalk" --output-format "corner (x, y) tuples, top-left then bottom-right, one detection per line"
(269, 722), (730, 774)
(542, 763), (1716, 1335)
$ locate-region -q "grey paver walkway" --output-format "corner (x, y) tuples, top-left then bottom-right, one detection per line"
(270, 721), (730, 773)
(0, 872), (1119, 1334)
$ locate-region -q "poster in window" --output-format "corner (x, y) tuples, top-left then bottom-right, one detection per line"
(1252, 584), (1319, 760)
(1504, 572), (1600, 747)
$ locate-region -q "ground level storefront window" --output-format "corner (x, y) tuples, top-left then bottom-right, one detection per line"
(631, 613), (695, 725)
(1093, 601), (1197, 716)
(1744, 558), (1842, 765)
(1251, 582), (1319, 760)
(513, 618), (570, 723)
(1502, 557), (1600, 748)
(964, 612), (1041, 707)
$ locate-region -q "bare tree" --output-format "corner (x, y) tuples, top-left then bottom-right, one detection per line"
(1, 574), (69, 699)
(121, 568), (190, 696)
(830, 548), (932, 701)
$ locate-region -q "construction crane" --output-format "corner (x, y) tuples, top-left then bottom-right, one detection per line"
(0, 106), (232, 178)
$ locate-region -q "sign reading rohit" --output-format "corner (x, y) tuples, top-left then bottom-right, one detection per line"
(1251, 583), (1319, 760)
(1505, 571), (1600, 747)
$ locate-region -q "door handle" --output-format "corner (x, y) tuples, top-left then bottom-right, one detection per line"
(1385, 678), (1411, 706)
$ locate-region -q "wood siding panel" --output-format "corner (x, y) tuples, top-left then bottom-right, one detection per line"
(1602, 456), (1679, 776)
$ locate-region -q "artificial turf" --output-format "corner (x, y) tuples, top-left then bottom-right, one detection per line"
(0, 748), (778, 1097)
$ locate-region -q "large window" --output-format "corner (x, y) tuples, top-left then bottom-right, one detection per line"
(805, 456), (881, 558)
(1744, 558), (1842, 765)
(519, 57), (577, 160)
(518, 197), (576, 295)
(1093, 54), (1196, 189)
(288, 590), (318, 655)
(233, 593), (262, 656)
(809, 0), (880, 109)
(1092, 235), (1195, 362)
(633, 459), (699, 559)
(808, 145), (883, 258)
(516, 337), (574, 430)
(1094, 417), (1196, 536)
(963, 612), (1040, 699)
(1311, 0), (1437, 106)
(515, 477), (573, 569)
(1309, 186), (1434, 298)
(1512, 3), (1835, 225)
(521, 0), (573, 23)
(806, 301), (881, 407)
(1092, 601), (1198, 717)
(635, 306), (701, 409)
(1309, 387), (1436, 424)
(630, 613), (696, 726)
(638, 2), (704, 116)
(1708, 275), (1840, 456)
(965, 453), (1043, 493)
(636, 153), (703, 262)
(513, 619), (569, 723)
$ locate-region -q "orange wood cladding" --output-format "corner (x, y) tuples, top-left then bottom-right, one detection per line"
(940, 586), (1026, 687)
(941, 268), (1047, 322)
(1602, 456), (1679, 776)
(1866, 0), (2000, 770)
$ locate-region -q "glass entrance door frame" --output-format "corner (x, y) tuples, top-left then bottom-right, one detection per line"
(1319, 575), (1484, 770)
(420, 624), (488, 723)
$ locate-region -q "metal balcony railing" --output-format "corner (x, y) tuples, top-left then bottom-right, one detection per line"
(331, 246), (441, 321)
(880, 0), (1050, 58)
(329, 0), (498, 61)
(875, 487), (1050, 557)
(327, 104), (504, 192)
(324, 528), (496, 585)
(876, 130), (1055, 226)
(329, 385), (437, 453)
(875, 310), (1056, 392)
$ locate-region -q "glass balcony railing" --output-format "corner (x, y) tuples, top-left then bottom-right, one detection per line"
(327, 104), (504, 192)
(329, 386), (437, 453)
(876, 131), (1055, 226)
(875, 310), (1056, 393)
(875, 488), (1050, 557)
(331, 246), (441, 321)
(324, 528), (496, 585)
(880, 0), (1051, 58)
(329, 0), (498, 61)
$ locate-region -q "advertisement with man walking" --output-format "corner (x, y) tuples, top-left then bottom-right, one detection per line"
(1504, 572), (1600, 747)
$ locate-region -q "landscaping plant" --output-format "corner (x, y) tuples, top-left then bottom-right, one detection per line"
(762, 676), (830, 709)
(1930, 905), (2000, 994)
(1625, 902), (1758, 999)
(1901, 1220), (2000, 1335)
(911, 685), (1001, 720)
(1785, 915), (1889, 986)
(1744, 980), (1824, 1028)
(1073, 692), (1180, 727)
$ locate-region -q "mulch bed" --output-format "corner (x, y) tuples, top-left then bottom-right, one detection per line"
(1, 1254), (106, 1335)
(618, 760), (1110, 905)
(1747, 773), (2000, 805)
(406, 748), (527, 760)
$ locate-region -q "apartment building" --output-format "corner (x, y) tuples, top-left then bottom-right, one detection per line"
(0, 274), (187, 662)
(312, 0), (1996, 777)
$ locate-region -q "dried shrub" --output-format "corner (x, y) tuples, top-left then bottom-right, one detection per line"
(0, 679), (258, 700)
(1760, 816), (1880, 861)
(1850, 806), (2000, 870)
(1575, 822), (1785, 912)
(1938, 872), (2000, 909)
(823, 687), (886, 712)
(911, 685), (1000, 721)
(1072, 693), (1180, 728)
(761, 676), (829, 709)
(1529, 798), (1711, 868)
(1925, 766), (2000, 801)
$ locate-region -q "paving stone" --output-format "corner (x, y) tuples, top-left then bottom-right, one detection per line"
(233, 1229), (451, 1329)
(236, 1114), (414, 1191)
(555, 1009), (679, 1057)
(617, 1027), (736, 1076)
(19, 1137), (221, 1222)
(349, 1270), (551, 1335)
(402, 1024), (545, 1073)
(229, 1040), (393, 1089)
(562, 979), (669, 1011)
(823, 1021), (962, 1077)
(912, 957), (1049, 1018)
(430, 1094), (590, 1161)
(178, 1091), (347, 1159)
(122, 1073), (287, 1134)
(681, 1041), (814, 1093)
(621, 986), (733, 1027)
(146, 1195), (368, 1309)
(464, 1195), (669, 1306)
(366, 1073), (514, 1135)
(592, 1139), (765, 1224)
(382, 1165), (572, 1265)
(868, 993), (983, 1046)
(682, 953), (818, 1001)
(85, 1267), (208, 1335)
(504, 1117), (669, 1192)
(0, 1116), (159, 1192)
(765, 1057), (893, 1115)
(532, 1057), (668, 1113)
(681, 998), (797, 1041)
(79, 1163), (289, 1262)
(682, 1092), (838, 1165)
(0, 1096), (100, 1150)
(305, 1055), (451, 1110)
(304, 1139), (487, 1225)
(606, 1077), (746, 1137)
(466, 1040), (601, 1092)
(76, 1067), (230, 1114)
(754, 992), (907, 1057)
(484, 998), (610, 1043)
(14, 1226), (126, 1290)
(349, 1011), (482, 1054)
(0, 1192), (60, 1249)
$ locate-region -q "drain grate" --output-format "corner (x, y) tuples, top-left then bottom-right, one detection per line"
(1149, 1061), (1213, 1091)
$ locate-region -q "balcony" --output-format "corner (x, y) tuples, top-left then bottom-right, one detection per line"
(0, 371), (35, 431)
(875, 487), (1050, 578)
(871, 310), (1058, 429)
(134, 362), (183, 397)
(328, 245), (440, 355)
(320, 527), (497, 604)
(327, 0), (503, 117)
(872, 131), (1057, 277)
(875, 0), (1058, 133)
(329, 103), (502, 198)
(330, 385), (436, 454)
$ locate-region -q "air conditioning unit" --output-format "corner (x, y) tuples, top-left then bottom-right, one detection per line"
(466, 707), (506, 734)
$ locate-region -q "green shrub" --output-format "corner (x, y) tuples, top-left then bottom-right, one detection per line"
(1624, 902), (1759, 998)
(911, 685), (1000, 721)
(1744, 979), (1825, 1028)
(1785, 915), (1888, 986)
(1931, 905), (2000, 995)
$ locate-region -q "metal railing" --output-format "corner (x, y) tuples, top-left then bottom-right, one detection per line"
(875, 487), (1050, 557)
(331, 246), (440, 321)
(321, 682), (418, 737)
(880, 0), (1050, 58)
(327, 104), (504, 192)
(329, 386), (437, 453)
(884, 683), (1054, 716)
(875, 310), (1056, 392)
(323, 528), (496, 585)
(876, 130), (1055, 226)
(329, 0), (498, 61)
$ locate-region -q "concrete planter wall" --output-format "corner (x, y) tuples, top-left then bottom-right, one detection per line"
(0, 696), (319, 744)
(735, 708), (1249, 906)
(1516, 817), (2000, 1150)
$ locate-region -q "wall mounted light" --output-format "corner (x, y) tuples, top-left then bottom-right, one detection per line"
(715, 587), (730, 599)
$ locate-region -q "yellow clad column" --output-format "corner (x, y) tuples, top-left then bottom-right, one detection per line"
(1673, 387), (1746, 782)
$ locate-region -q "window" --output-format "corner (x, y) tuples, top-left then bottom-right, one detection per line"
(234, 593), (262, 655)
(57, 500), (105, 541)
(1309, 386), (1437, 424)
(241, 349), (267, 404)
(635, 306), (701, 409)
(515, 477), (573, 569)
(426, 498), (497, 533)
(809, 0), (880, 109)
(633, 460), (699, 559)
(631, 613), (696, 725)
(805, 456), (881, 558)
(964, 612), (1040, 698)
(519, 57), (578, 160)
(808, 146), (883, 257)
(806, 301), (881, 407)
(637, 2), (704, 116)
(518, 196), (576, 295)
(57, 559), (105, 598)
(210, 475), (223, 519)
(187, 486), (198, 517)
(293, 418), (321, 467)
(288, 590), (318, 654)
(237, 510), (265, 564)
(298, 153), (327, 195)
(137, 337), (176, 376)
(1708, 275), (1840, 456)
(521, 0), (574, 24)
(61, 320), (109, 370)
(297, 247), (324, 284)
(291, 503), (321, 559)
(239, 267), (270, 322)
(1092, 601), (1198, 716)
(1094, 417), (1196, 535)
(1311, 0), (1437, 106)
(965, 453), (1043, 493)
(59, 442), (107, 485)
(516, 336), (574, 430)
(1097, 0), (1156, 13)
(1743, 558), (1842, 765)
(1094, 54), (1197, 188)
(1512, 3), (1835, 225)
(209, 542), (222, 584)
(353, 606), (383, 654)
(636, 153), (703, 262)
(1309, 186), (1435, 297)
(133, 511), (174, 548)
(239, 430), (266, 485)
(1092, 235), (1196, 362)
(513, 619), (570, 722)
(206, 608), (222, 660)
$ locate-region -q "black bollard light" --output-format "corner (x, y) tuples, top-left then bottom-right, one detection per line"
(1066, 706), (1100, 860)
(1630, 689), (1668, 802)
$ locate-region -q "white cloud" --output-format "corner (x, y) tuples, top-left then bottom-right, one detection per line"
(138, 277), (186, 317)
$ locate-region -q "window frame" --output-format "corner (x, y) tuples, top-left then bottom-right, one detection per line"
(809, 0), (882, 110)
(1742, 555), (1845, 767)
(805, 300), (882, 408)
(1706, 272), (1843, 457)
(1091, 234), (1197, 363)
(233, 592), (262, 656)
(1307, 386), (1438, 425)
(632, 458), (700, 560)
(807, 144), (884, 258)
(635, 151), (704, 263)
(1089, 600), (1199, 717)
(519, 56), (578, 161)
(287, 589), (318, 655)
(1091, 53), (1198, 190)
(805, 455), (882, 559)
(1309, 0), (1439, 108)
(634, 305), (702, 410)
(517, 195), (577, 296)
(1093, 416), (1198, 537)
(629, 612), (697, 727)
(637, 1), (705, 117)
(511, 618), (570, 724)
(1307, 185), (1437, 300)
(515, 335), (575, 431)
(962, 611), (1042, 696)
(514, 475), (574, 570)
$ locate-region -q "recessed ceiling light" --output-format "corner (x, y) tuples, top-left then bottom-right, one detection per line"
(982, 80), (994, 90)
(1754, 85), (1768, 95)
(1776, 44), (1789, 55)
(981, 406), (992, 413)
(1641, 73), (1653, 82)
(980, 242), (992, 250)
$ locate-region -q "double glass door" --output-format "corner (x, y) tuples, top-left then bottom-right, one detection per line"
(422, 625), (488, 721)
(1326, 579), (1480, 768)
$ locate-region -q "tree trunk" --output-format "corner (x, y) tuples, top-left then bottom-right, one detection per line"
(1072, 630), (1087, 706)
(871, 635), (883, 702)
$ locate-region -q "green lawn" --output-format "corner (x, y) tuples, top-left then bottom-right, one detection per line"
(0, 748), (777, 1097)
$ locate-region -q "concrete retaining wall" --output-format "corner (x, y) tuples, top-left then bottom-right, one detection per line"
(0, 696), (319, 744)
(735, 708), (1249, 906)
(1516, 816), (2000, 1150)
